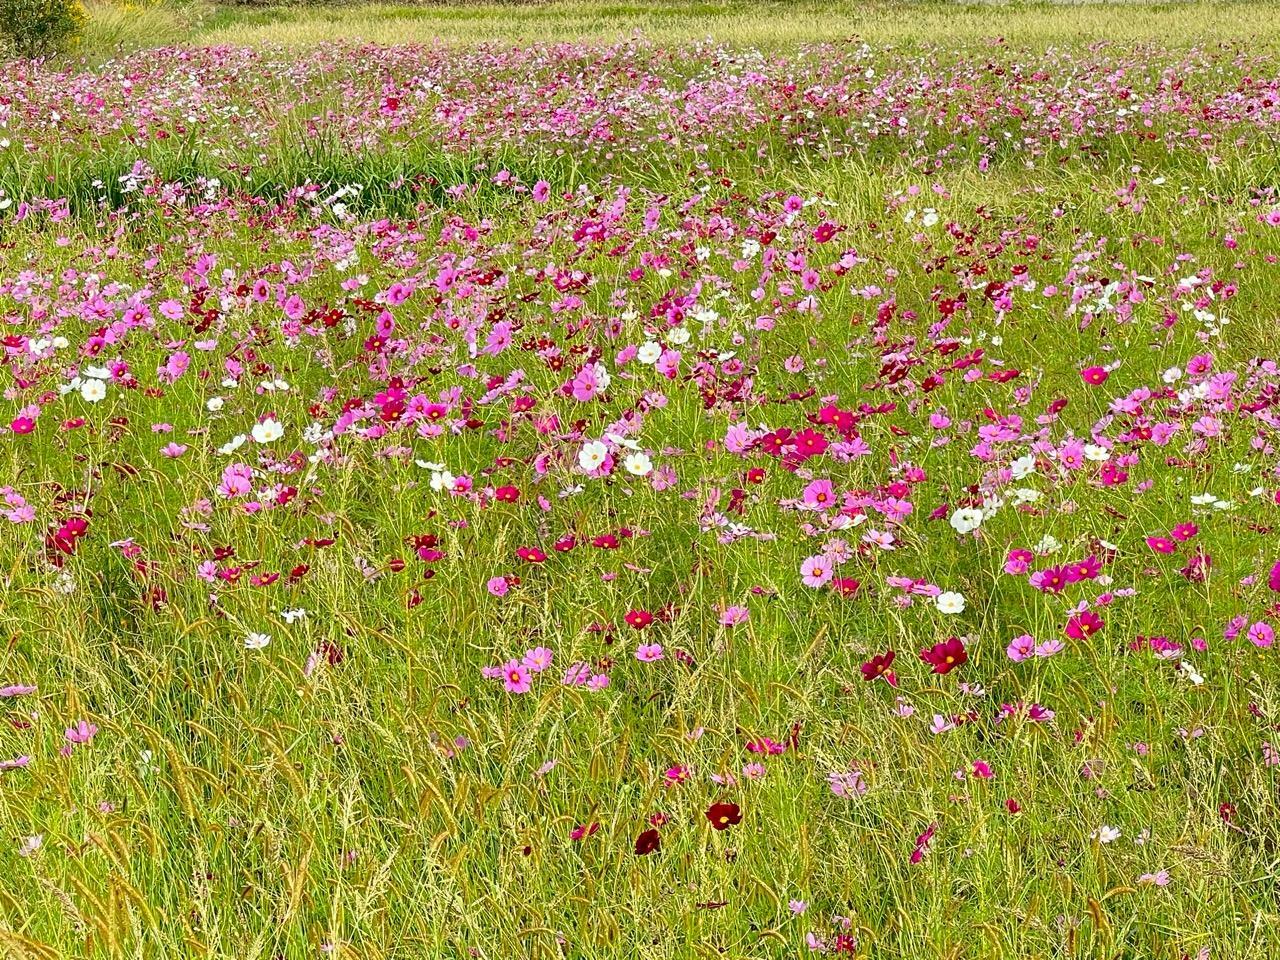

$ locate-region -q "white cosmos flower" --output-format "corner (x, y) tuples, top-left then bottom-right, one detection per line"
(636, 342), (662, 365)
(623, 452), (653, 476)
(578, 440), (609, 472)
(605, 432), (640, 451)
(1034, 535), (1062, 554)
(1092, 825), (1121, 844)
(244, 632), (271, 650)
(935, 592), (966, 614)
(281, 608), (307, 624)
(1010, 454), (1037, 479)
(252, 418), (284, 444)
(207, 397), (225, 412)
(83, 365), (112, 380)
(79, 378), (106, 403)
(666, 327), (691, 345)
(1083, 444), (1110, 462)
(949, 507), (984, 535)
(219, 434), (246, 455)
(429, 470), (456, 492)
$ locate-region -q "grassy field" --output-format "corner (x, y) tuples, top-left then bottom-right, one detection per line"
(75, 0), (1280, 56)
(3, 2), (1280, 958)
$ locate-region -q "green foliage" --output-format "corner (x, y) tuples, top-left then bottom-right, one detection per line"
(0, 0), (87, 58)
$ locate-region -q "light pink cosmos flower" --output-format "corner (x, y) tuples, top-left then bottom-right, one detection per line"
(522, 647), (553, 673)
(800, 554), (833, 588)
(1007, 634), (1035, 662)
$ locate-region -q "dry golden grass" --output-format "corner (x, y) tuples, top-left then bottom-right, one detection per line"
(190, 0), (1280, 50)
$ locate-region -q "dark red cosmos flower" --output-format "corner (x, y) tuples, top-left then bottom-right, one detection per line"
(634, 828), (661, 855)
(1270, 561), (1280, 592)
(919, 636), (967, 674)
(705, 802), (742, 831)
(49, 517), (89, 555)
(791, 428), (828, 460)
(831, 577), (861, 598)
(494, 485), (520, 503)
(570, 822), (599, 841)
(910, 822), (937, 864)
(860, 649), (896, 685)
(516, 546), (546, 563)
(624, 609), (654, 629)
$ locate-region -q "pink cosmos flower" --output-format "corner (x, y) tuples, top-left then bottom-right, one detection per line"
(1248, 622), (1275, 648)
(800, 554), (833, 588)
(1006, 634), (1035, 662)
(635, 643), (664, 663)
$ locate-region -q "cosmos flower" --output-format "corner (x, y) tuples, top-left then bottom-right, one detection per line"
(705, 802), (742, 830)
(920, 637), (967, 675)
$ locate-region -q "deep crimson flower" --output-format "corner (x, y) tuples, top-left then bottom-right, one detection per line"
(634, 828), (661, 855)
(624, 609), (654, 629)
(494, 485), (520, 503)
(570, 822), (600, 841)
(860, 649), (896, 685)
(516, 546), (546, 563)
(705, 802), (742, 831)
(831, 577), (861, 598)
(919, 636), (967, 675)
(1268, 561), (1280, 592)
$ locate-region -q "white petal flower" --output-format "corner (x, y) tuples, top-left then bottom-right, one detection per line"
(251, 418), (284, 444)
(578, 440), (609, 472)
(623, 452), (653, 476)
(79, 378), (106, 403)
(949, 507), (984, 535)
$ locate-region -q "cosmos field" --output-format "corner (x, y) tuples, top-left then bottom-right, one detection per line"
(4, 8), (1280, 958)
